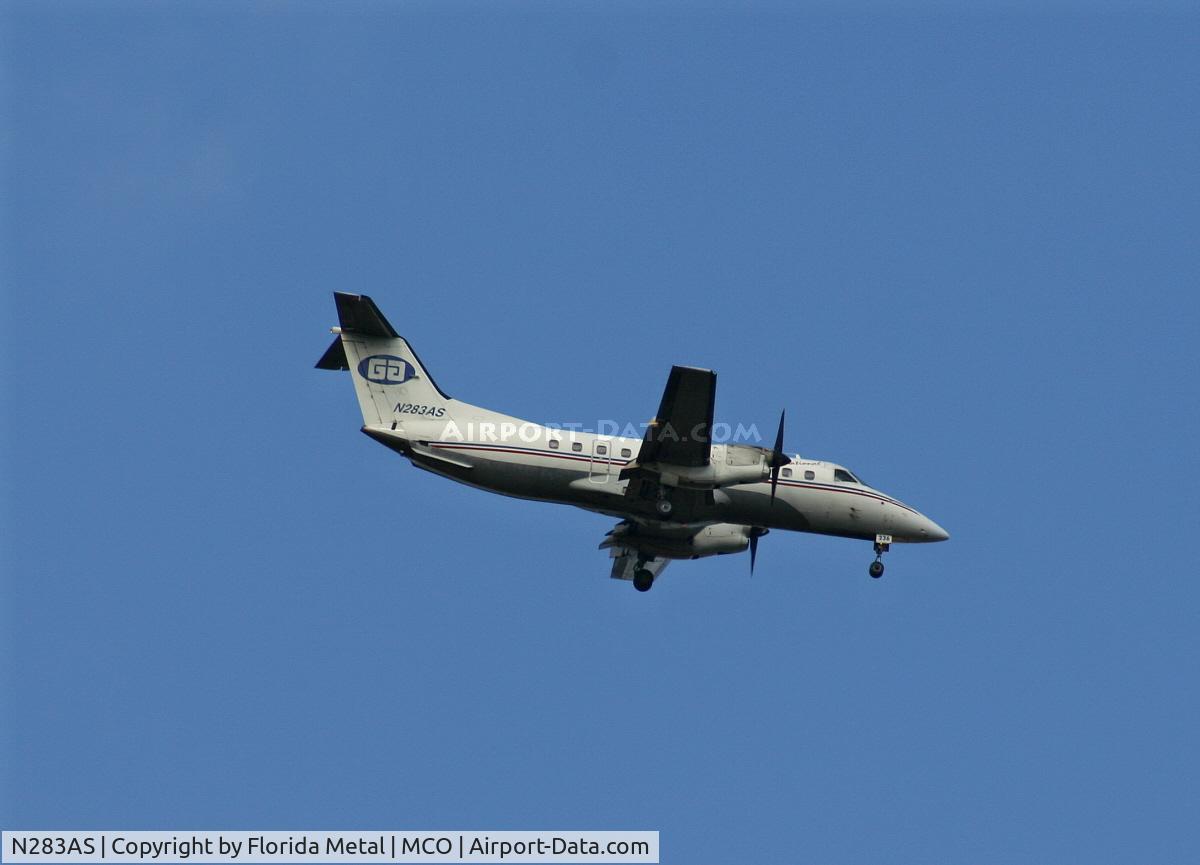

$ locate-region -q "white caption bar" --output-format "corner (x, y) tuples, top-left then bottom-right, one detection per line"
(2, 832), (658, 864)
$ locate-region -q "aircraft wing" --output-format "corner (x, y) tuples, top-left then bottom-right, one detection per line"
(617, 365), (716, 518)
(634, 365), (715, 468)
(600, 518), (714, 583)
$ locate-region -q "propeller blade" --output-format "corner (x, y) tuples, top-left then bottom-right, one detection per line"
(773, 409), (786, 461)
(749, 527), (768, 575)
(769, 409), (787, 505)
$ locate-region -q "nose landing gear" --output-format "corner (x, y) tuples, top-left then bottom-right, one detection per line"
(869, 534), (891, 578)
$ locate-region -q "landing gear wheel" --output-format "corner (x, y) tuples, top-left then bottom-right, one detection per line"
(655, 499), (673, 516)
(633, 569), (654, 592)
(869, 534), (890, 579)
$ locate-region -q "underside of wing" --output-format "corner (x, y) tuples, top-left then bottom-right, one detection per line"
(621, 476), (714, 523)
(601, 519), (679, 583)
(618, 365), (718, 519)
(599, 518), (757, 585)
(607, 547), (670, 583)
(636, 365), (715, 468)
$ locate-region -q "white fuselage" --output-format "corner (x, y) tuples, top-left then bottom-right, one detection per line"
(368, 405), (948, 546)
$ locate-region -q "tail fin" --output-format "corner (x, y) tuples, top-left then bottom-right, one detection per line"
(316, 292), (455, 427)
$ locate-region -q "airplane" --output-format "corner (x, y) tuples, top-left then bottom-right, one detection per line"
(317, 292), (949, 591)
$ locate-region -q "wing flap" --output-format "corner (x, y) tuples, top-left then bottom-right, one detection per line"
(608, 547), (670, 582)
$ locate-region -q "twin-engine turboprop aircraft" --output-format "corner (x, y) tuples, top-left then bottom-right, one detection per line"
(317, 293), (948, 591)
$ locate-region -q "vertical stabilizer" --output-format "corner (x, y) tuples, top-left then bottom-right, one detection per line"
(316, 292), (455, 427)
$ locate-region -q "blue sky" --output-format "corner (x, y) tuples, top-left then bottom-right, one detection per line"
(2, 3), (1198, 863)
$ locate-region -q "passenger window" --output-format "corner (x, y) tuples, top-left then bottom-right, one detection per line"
(621, 448), (631, 458)
(572, 442), (582, 452)
(782, 468), (792, 478)
(549, 439), (559, 450)
(804, 470), (815, 480)
(597, 444), (607, 455)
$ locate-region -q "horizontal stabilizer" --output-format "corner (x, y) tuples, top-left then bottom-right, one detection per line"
(315, 337), (349, 370)
(360, 428), (475, 469)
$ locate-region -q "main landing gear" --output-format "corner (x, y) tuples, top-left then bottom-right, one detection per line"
(633, 568), (655, 592)
(869, 534), (891, 579)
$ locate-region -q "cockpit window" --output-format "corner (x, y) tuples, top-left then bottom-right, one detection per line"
(834, 468), (860, 484)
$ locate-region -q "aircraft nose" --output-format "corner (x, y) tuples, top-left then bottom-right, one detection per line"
(920, 518), (950, 542)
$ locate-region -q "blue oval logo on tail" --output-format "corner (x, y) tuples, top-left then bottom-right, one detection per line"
(358, 355), (415, 385)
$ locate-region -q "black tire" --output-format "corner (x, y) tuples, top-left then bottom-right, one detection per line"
(869, 560), (885, 579)
(633, 569), (654, 592)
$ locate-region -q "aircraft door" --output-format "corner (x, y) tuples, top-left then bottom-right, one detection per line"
(589, 439), (612, 483)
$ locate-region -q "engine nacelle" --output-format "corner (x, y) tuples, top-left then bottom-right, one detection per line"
(623, 523), (752, 560)
(656, 443), (770, 489)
